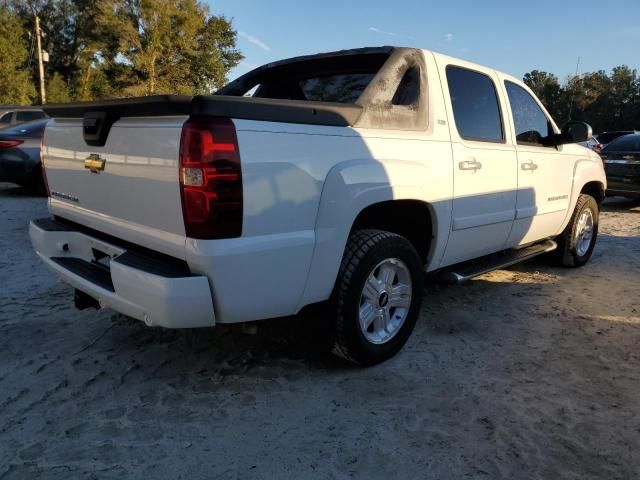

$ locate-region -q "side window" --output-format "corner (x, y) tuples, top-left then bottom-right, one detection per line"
(392, 67), (420, 106)
(0, 112), (12, 125)
(16, 111), (44, 123)
(505, 81), (553, 147)
(446, 66), (504, 142)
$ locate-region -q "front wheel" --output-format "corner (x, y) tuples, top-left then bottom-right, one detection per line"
(331, 229), (424, 366)
(555, 194), (599, 267)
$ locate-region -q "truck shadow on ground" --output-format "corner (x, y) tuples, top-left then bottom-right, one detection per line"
(64, 229), (636, 382)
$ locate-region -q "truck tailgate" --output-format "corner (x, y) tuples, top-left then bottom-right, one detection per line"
(44, 116), (188, 259)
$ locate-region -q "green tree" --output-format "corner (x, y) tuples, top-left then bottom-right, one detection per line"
(524, 67), (640, 132)
(47, 72), (71, 103)
(523, 70), (561, 119)
(10, 0), (242, 101)
(609, 66), (638, 129)
(119, 0), (242, 96)
(0, 6), (35, 104)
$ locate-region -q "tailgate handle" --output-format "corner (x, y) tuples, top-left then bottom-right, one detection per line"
(83, 111), (118, 147)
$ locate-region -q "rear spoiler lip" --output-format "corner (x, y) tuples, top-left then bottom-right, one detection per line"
(41, 95), (193, 119)
(191, 95), (362, 127)
(42, 94), (362, 128)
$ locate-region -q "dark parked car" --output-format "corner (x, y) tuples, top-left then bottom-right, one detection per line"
(0, 107), (48, 130)
(600, 133), (640, 198)
(0, 119), (49, 194)
(596, 130), (639, 147)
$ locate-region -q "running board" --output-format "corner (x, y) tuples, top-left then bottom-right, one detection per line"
(438, 239), (557, 284)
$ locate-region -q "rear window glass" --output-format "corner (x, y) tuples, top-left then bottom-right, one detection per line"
(0, 112), (11, 125)
(602, 135), (640, 152)
(16, 111), (45, 122)
(219, 52), (390, 104)
(299, 73), (374, 103)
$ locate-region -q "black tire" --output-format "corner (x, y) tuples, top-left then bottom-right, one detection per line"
(331, 229), (424, 366)
(555, 194), (599, 267)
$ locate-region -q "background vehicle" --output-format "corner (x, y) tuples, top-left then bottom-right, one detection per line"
(0, 107), (48, 130)
(0, 119), (48, 194)
(600, 133), (640, 198)
(596, 130), (639, 147)
(30, 47), (605, 365)
(580, 136), (603, 153)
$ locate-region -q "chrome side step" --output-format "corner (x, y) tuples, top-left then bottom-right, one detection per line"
(438, 239), (557, 284)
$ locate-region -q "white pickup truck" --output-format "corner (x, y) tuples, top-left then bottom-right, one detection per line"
(30, 47), (606, 365)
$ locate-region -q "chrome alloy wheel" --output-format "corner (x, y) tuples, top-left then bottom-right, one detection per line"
(358, 258), (413, 345)
(575, 208), (595, 257)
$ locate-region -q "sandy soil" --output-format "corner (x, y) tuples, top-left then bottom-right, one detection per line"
(1, 181), (639, 479)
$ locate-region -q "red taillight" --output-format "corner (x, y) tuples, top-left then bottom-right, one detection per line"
(179, 116), (242, 239)
(0, 140), (23, 149)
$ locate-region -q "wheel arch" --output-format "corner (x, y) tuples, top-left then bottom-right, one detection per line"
(350, 199), (434, 264)
(297, 157), (447, 310)
(580, 180), (605, 205)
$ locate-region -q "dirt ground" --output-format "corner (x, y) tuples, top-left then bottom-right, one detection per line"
(1, 181), (639, 480)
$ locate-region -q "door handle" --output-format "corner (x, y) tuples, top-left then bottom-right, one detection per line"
(458, 160), (482, 171)
(521, 161), (538, 171)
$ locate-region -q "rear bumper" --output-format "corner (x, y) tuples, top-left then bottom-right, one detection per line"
(29, 218), (215, 328)
(606, 180), (640, 198)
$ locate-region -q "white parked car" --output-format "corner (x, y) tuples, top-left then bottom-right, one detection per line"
(30, 47), (606, 365)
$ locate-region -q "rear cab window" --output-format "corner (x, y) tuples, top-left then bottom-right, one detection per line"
(222, 52), (391, 104)
(299, 73), (374, 103)
(446, 66), (504, 143)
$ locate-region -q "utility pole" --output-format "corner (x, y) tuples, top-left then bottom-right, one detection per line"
(567, 56), (581, 123)
(35, 14), (46, 104)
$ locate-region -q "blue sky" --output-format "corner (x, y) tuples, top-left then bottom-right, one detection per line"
(207, 0), (640, 84)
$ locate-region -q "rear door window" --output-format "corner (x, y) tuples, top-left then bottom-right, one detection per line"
(446, 66), (504, 142)
(0, 112), (12, 126)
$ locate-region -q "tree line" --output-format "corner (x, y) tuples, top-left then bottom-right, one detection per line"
(524, 67), (639, 133)
(1, 2), (639, 134)
(0, 0), (243, 104)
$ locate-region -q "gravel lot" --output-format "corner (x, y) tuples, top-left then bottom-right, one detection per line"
(1, 181), (639, 480)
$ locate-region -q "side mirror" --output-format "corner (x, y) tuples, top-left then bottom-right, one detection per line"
(557, 121), (592, 145)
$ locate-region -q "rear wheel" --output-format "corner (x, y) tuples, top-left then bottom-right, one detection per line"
(555, 194), (599, 267)
(331, 229), (424, 366)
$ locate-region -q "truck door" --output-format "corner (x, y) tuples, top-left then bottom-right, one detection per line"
(437, 63), (518, 267)
(501, 80), (573, 246)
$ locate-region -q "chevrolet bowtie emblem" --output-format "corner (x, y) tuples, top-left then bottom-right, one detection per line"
(84, 154), (106, 173)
